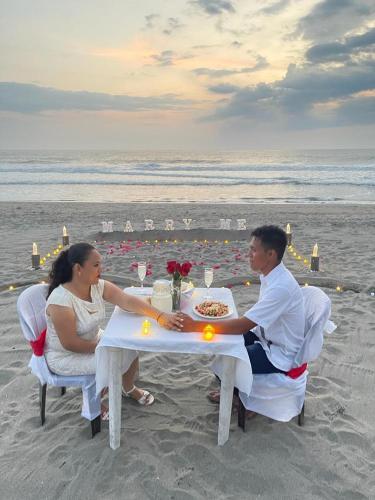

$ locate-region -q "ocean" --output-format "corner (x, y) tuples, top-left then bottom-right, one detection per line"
(0, 149), (374, 203)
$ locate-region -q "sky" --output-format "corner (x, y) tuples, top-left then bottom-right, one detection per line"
(0, 0), (374, 150)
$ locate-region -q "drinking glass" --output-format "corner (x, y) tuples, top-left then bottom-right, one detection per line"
(137, 261), (147, 288)
(204, 267), (214, 299)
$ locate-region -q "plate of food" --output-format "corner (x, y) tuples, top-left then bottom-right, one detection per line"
(193, 300), (232, 319)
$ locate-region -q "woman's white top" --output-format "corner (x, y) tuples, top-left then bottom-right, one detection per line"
(44, 280), (106, 375)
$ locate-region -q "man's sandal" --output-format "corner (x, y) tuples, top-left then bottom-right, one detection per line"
(122, 385), (155, 406)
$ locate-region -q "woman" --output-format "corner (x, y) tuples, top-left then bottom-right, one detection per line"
(45, 242), (183, 416)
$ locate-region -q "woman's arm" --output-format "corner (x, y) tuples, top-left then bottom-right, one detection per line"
(47, 305), (97, 353)
(103, 280), (183, 330)
(180, 314), (256, 335)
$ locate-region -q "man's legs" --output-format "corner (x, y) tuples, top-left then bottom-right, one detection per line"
(243, 332), (285, 374)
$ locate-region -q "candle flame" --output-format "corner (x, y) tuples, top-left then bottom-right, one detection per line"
(63, 226), (68, 237)
(142, 319), (151, 336)
(286, 223), (291, 234)
(203, 324), (215, 341)
(312, 243), (319, 257)
(32, 242), (38, 255)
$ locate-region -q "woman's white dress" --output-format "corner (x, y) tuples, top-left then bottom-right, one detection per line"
(45, 280), (106, 376)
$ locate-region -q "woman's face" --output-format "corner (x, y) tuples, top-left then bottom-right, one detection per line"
(77, 249), (102, 285)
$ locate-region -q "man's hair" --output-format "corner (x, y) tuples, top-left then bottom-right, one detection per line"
(251, 225), (287, 261)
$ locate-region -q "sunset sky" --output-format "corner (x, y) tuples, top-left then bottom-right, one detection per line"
(0, 0), (374, 149)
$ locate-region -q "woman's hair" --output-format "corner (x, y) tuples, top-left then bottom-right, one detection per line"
(47, 242), (95, 297)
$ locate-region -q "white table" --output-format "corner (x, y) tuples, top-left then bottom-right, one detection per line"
(96, 287), (252, 449)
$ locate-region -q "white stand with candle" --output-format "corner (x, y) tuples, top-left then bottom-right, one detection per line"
(62, 226), (70, 247)
(31, 242), (41, 270)
(310, 243), (320, 272)
(286, 223), (292, 246)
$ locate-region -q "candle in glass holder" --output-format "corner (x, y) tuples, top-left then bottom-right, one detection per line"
(62, 226), (70, 246)
(31, 242), (41, 269)
(286, 223), (292, 246)
(142, 319), (151, 336)
(203, 324), (215, 341)
(310, 243), (319, 271)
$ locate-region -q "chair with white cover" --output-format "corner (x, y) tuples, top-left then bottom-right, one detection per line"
(17, 284), (101, 437)
(238, 286), (336, 430)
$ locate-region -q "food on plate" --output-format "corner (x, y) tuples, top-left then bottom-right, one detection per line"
(194, 300), (229, 317)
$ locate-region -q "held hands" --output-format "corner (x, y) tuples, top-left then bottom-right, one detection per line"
(157, 312), (185, 331)
(177, 313), (197, 332)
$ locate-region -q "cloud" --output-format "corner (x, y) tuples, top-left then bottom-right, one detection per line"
(193, 55), (268, 77)
(259, 0), (291, 15)
(297, 0), (374, 42)
(163, 17), (184, 35)
(144, 14), (160, 29)
(0, 82), (193, 113)
(151, 50), (176, 66)
(208, 83), (239, 94)
(190, 0), (235, 16)
(205, 59), (375, 127)
(150, 50), (193, 67)
(306, 27), (375, 63)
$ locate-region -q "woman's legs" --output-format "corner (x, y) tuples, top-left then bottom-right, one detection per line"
(122, 357), (154, 404)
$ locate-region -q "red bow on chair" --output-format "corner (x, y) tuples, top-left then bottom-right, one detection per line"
(29, 329), (47, 356)
(286, 363), (307, 379)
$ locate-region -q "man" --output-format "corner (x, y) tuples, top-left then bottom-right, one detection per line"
(180, 225), (305, 401)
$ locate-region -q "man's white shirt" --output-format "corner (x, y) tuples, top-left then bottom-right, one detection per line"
(244, 262), (305, 371)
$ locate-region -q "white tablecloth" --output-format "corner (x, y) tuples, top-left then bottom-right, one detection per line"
(96, 287), (253, 396)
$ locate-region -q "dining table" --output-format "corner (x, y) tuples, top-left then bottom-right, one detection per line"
(95, 287), (253, 449)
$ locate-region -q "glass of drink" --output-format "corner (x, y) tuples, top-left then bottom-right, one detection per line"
(204, 267), (214, 299)
(137, 261), (147, 288)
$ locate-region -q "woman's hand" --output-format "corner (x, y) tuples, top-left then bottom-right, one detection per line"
(158, 312), (185, 331)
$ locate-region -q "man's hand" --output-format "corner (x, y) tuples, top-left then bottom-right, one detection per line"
(158, 312), (185, 331)
(178, 313), (200, 332)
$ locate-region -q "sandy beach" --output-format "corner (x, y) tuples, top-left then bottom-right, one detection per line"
(1, 202), (374, 500)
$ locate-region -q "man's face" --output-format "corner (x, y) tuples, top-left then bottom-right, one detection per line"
(249, 237), (273, 272)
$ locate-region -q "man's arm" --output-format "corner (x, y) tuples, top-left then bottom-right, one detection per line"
(180, 314), (257, 335)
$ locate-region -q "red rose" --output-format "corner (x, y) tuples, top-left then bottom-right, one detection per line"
(167, 261), (177, 274)
(180, 261), (192, 276)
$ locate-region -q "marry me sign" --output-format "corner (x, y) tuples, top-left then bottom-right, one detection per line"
(101, 218), (248, 233)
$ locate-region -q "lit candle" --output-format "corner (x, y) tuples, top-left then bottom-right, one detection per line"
(286, 223), (292, 246)
(203, 324), (215, 341)
(142, 319), (151, 336)
(62, 226), (70, 246)
(31, 242), (40, 269)
(310, 242), (320, 272)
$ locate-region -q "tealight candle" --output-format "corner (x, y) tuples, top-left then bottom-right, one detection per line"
(62, 226), (70, 246)
(286, 224), (292, 246)
(142, 319), (151, 336)
(31, 242), (41, 269)
(310, 243), (319, 272)
(203, 324), (215, 341)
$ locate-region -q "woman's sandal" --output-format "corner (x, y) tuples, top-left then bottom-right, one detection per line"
(122, 385), (155, 406)
(101, 402), (109, 421)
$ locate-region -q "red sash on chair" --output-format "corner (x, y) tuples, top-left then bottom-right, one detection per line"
(29, 329), (47, 356)
(286, 363), (307, 379)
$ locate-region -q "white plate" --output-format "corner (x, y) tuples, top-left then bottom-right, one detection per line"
(193, 303), (233, 319)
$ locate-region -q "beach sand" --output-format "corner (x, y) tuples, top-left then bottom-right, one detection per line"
(0, 202), (374, 500)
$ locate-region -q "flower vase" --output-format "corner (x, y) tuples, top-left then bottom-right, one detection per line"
(172, 278), (182, 311)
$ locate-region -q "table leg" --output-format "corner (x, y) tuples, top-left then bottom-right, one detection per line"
(218, 355), (236, 446)
(109, 348), (122, 450)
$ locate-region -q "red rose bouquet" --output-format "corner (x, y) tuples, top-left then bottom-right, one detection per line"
(166, 260), (193, 310)
(166, 260), (192, 280)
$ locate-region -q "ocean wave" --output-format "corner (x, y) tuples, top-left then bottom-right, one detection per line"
(1, 178), (375, 187)
(1, 162), (375, 173)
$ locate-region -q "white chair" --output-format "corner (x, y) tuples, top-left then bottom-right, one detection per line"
(238, 286), (336, 430)
(17, 284), (101, 437)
